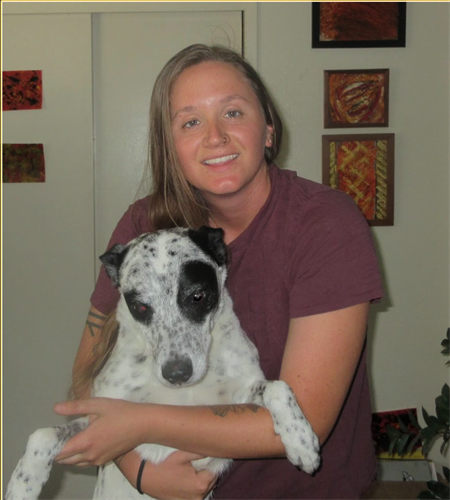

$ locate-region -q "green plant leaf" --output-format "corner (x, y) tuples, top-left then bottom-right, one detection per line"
(423, 408), (432, 426)
(418, 490), (438, 499)
(440, 439), (449, 456)
(426, 480), (450, 499)
(427, 481), (450, 496)
(443, 466), (449, 483)
(406, 433), (422, 455)
(409, 409), (422, 430)
(421, 426), (445, 455)
(442, 384), (450, 403)
(397, 416), (410, 433)
(435, 395), (450, 425)
(397, 432), (411, 455)
(441, 329), (450, 364)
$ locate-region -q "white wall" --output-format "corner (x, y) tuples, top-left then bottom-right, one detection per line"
(2, 12), (98, 498)
(256, 2), (449, 433)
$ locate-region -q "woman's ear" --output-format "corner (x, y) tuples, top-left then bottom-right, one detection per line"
(265, 125), (275, 148)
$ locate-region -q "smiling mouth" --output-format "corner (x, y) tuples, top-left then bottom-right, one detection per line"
(203, 154), (239, 166)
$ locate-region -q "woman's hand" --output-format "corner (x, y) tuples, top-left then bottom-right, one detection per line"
(116, 450), (218, 500)
(54, 397), (148, 466)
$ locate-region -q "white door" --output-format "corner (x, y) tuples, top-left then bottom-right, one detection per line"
(93, 11), (242, 266)
(3, 8), (242, 499)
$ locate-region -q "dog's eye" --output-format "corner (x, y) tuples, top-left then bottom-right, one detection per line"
(133, 303), (148, 315)
(193, 291), (206, 302)
(124, 292), (154, 325)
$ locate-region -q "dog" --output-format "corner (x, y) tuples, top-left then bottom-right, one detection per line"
(6, 226), (320, 500)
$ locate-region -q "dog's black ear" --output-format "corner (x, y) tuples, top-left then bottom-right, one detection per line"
(99, 244), (129, 287)
(188, 227), (228, 266)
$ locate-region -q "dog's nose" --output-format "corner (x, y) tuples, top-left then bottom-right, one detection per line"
(162, 357), (193, 385)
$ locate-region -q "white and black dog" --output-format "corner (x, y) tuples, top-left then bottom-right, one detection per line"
(6, 227), (320, 500)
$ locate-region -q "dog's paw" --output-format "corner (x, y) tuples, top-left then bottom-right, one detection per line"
(5, 457), (46, 500)
(263, 381), (321, 474)
(6, 421), (88, 500)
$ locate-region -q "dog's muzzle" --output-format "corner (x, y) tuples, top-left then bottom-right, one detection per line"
(161, 357), (193, 385)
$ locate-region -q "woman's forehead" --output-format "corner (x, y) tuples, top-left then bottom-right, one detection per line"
(170, 61), (258, 111)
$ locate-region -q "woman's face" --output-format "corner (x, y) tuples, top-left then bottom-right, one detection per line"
(170, 61), (273, 205)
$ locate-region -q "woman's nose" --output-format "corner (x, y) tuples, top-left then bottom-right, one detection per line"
(203, 121), (228, 147)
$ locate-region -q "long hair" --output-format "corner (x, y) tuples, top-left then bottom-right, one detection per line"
(147, 43), (283, 230)
(70, 311), (119, 400)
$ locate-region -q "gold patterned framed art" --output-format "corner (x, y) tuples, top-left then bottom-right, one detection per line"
(322, 134), (395, 226)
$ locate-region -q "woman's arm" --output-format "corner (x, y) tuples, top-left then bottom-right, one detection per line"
(55, 302), (369, 465)
(72, 306), (106, 400)
(280, 302), (370, 444)
(115, 450), (217, 500)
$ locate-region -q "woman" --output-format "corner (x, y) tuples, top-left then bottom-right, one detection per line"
(55, 44), (383, 499)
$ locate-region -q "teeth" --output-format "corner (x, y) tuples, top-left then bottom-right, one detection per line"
(204, 154), (238, 165)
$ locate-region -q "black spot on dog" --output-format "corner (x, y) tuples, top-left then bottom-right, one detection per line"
(124, 291), (154, 325)
(188, 227), (228, 266)
(177, 261), (219, 324)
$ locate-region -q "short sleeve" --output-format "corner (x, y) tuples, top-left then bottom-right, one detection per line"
(90, 197), (151, 315)
(288, 190), (383, 318)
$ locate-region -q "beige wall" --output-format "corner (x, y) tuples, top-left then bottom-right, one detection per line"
(256, 1), (449, 436)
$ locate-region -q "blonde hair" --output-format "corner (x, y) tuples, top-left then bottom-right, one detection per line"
(147, 44), (282, 230)
(70, 312), (119, 400)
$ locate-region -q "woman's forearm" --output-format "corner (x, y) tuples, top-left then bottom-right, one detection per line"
(72, 306), (106, 399)
(133, 402), (286, 460)
(54, 398), (287, 466)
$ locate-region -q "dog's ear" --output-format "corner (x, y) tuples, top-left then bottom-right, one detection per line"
(99, 244), (129, 287)
(188, 227), (228, 266)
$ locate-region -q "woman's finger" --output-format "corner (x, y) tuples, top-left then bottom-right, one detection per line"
(56, 453), (86, 466)
(54, 398), (100, 417)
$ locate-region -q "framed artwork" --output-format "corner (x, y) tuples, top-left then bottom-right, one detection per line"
(3, 143), (46, 183)
(324, 69), (389, 128)
(3, 70), (43, 111)
(322, 134), (395, 226)
(312, 3), (406, 48)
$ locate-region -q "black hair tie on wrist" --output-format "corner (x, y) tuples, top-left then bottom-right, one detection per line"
(136, 458), (147, 495)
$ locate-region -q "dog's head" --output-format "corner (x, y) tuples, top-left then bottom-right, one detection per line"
(100, 226), (228, 387)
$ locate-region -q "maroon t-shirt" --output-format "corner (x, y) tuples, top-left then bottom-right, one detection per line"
(91, 165), (383, 499)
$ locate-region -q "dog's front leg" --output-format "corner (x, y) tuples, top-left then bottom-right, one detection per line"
(236, 380), (321, 474)
(5, 417), (89, 500)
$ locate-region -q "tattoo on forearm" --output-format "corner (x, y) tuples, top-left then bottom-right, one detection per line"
(211, 404), (260, 417)
(86, 311), (106, 338)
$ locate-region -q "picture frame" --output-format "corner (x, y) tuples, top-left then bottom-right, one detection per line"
(322, 134), (395, 226)
(312, 3), (406, 49)
(324, 69), (389, 128)
(2, 143), (46, 183)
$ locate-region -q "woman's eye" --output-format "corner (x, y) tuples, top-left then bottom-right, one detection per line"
(226, 110), (241, 118)
(193, 292), (206, 303)
(184, 119), (200, 129)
